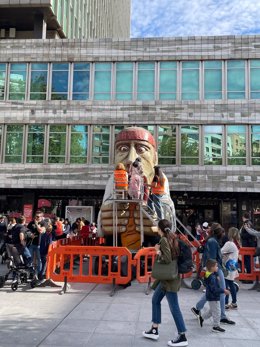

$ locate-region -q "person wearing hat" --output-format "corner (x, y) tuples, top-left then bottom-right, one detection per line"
(99, 126), (175, 250)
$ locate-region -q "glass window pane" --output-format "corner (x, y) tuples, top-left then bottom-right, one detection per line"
(48, 125), (66, 163)
(5, 125), (24, 163)
(94, 63), (111, 100)
(72, 63), (90, 100)
(27, 125), (45, 163)
(181, 126), (199, 164)
(51, 63), (69, 100)
(227, 60), (245, 99)
(70, 125), (88, 163)
(159, 62), (177, 100)
(250, 60), (260, 99)
(158, 125), (176, 165)
(0, 64), (6, 100)
(9, 63), (27, 100)
(116, 62), (133, 100)
(30, 63), (48, 100)
(182, 61), (199, 100)
(204, 61), (222, 99)
(251, 125), (260, 165)
(227, 125), (246, 165)
(137, 62), (155, 100)
(204, 125), (223, 165)
(92, 125), (110, 164)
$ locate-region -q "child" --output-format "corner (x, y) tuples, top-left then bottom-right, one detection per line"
(198, 259), (230, 333)
(221, 227), (239, 309)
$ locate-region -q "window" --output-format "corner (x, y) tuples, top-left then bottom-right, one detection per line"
(250, 60), (260, 99)
(72, 63), (90, 100)
(158, 125), (176, 164)
(227, 60), (245, 99)
(182, 61), (199, 100)
(30, 63), (48, 100)
(5, 125), (24, 163)
(9, 64), (27, 100)
(227, 125), (246, 165)
(48, 125), (66, 163)
(204, 126), (223, 165)
(27, 125), (45, 163)
(137, 62), (155, 100)
(70, 125), (88, 163)
(181, 126), (199, 164)
(159, 62), (177, 100)
(204, 61), (222, 99)
(51, 63), (69, 100)
(92, 125), (110, 164)
(0, 63), (6, 100)
(94, 63), (111, 100)
(115, 62), (133, 100)
(251, 125), (260, 165)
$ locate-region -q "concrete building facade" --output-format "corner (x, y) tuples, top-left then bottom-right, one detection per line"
(0, 36), (259, 229)
(0, 0), (131, 39)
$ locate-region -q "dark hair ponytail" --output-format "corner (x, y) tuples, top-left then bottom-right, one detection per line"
(158, 219), (179, 258)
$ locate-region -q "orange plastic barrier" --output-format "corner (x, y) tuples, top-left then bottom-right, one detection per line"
(46, 246), (132, 285)
(238, 247), (259, 282)
(134, 247), (156, 283)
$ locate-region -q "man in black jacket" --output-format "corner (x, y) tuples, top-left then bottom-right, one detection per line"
(240, 212), (256, 276)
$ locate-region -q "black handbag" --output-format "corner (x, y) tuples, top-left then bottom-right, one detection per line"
(151, 258), (178, 281)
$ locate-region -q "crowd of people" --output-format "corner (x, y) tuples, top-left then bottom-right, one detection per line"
(142, 212), (260, 346)
(0, 211), (97, 280)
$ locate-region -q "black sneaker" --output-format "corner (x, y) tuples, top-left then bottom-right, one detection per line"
(191, 307), (200, 318)
(167, 334), (188, 346)
(142, 327), (159, 340)
(212, 326), (225, 333)
(198, 314), (204, 327)
(220, 318), (236, 325)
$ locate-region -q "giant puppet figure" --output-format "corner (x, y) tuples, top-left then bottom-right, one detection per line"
(99, 127), (175, 250)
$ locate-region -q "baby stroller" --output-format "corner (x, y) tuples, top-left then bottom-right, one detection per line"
(1, 244), (38, 291)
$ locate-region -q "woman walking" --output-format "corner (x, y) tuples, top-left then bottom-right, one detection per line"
(142, 219), (188, 347)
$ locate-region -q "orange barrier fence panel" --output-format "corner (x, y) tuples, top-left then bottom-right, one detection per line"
(238, 247), (259, 281)
(134, 247), (156, 283)
(46, 246), (133, 285)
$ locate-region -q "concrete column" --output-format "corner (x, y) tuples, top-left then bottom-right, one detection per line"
(33, 13), (47, 39)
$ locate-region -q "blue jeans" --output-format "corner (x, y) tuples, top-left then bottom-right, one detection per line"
(225, 279), (237, 304)
(152, 283), (186, 334)
(23, 246), (32, 267)
(196, 268), (227, 320)
(29, 244), (42, 275)
(148, 194), (164, 219)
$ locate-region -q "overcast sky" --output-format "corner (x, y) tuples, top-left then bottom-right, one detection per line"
(131, 0), (260, 38)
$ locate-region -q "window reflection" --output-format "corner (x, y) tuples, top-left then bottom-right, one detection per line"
(204, 126), (223, 165)
(5, 125), (24, 163)
(72, 63), (90, 100)
(30, 64), (48, 100)
(158, 125), (176, 165)
(181, 126), (199, 164)
(92, 126), (110, 164)
(27, 125), (45, 163)
(94, 63), (111, 100)
(70, 125), (88, 163)
(0, 64), (6, 100)
(204, 61), (222, 100)
(227, 60), (245, 99)
(9, 64), (27, 100)
(48, 125), (66, 163)
(182, 61), (199, 100)
(250, 60), (260, 99)
(137, 62), (155, 101)
(252, 125), (260, 165)
(227, 125), (246, 165)
(51, 63), (69, 100)
(116, 62), (133, 100)
(159, 62), (177, 100)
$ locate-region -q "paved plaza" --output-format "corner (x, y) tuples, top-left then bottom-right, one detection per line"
(0, 262), (259, 347)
